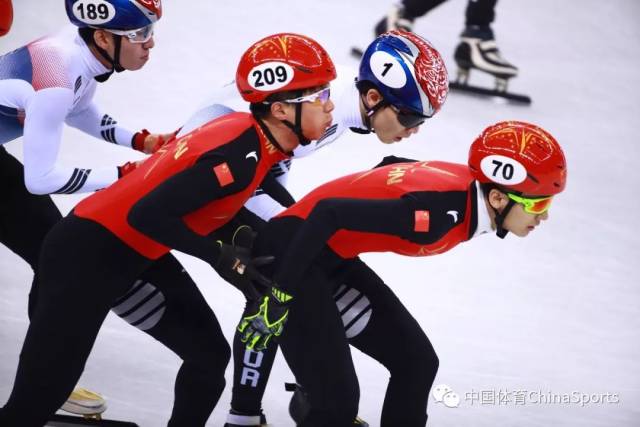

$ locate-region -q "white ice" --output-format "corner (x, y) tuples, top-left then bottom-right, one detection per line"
(1, 0), (639, 426)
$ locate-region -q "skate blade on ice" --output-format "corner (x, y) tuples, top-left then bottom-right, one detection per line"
(449, 80), (531, 104)
(47, 413), (139, 426)
(451, 68), (531, 104)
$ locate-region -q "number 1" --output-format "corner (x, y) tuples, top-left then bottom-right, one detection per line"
(381, 63), (393, 77)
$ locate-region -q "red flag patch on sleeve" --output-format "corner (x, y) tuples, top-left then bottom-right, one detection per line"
(414, 210), (430, 232)
(213, 162), (234, 187)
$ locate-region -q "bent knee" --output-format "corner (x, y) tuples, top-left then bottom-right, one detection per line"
(388, 338), (439, 381)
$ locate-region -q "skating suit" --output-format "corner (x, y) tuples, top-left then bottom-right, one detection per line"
(0, 26), (136, 194)
(249, 159), (493, 427)
(178, 70), (366, 220)
(273, 159), (493, 290)
(75, 112), (288, 262)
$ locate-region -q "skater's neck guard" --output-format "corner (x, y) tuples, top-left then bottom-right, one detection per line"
(255, 117), (287, 154)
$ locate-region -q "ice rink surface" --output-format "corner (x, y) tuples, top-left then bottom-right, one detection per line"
(1, 0), (639, 426)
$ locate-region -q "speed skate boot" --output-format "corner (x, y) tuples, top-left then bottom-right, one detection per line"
(374, 3), (414, 36)
(454, 25), (518, 92)
(286, 383), (369, 426)
(350, 3), (414, 58)
(223, 409), (270, 427)
(60, 387), (107, 420)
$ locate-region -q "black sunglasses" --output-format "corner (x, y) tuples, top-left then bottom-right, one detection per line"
(389, 105), (429, 129)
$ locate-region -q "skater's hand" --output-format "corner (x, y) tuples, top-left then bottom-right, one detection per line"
(117, 160), (144, 178)
(132, 129), (180, 154)
(214, 241), (274, 299)
(237, 287), (293, 351)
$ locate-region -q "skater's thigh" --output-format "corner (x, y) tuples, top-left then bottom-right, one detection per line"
(0, 147), (61, 268)
(340, 259), (435, 367)
(112, 253), (228, 358)
(280, 268), (359, 399)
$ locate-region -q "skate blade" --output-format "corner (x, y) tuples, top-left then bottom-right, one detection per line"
(223, 424), (273, 427)
(48, 413), (139, 426)
(449, 81), (531, 105)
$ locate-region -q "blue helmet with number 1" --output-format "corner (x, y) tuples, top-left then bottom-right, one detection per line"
(358, 30), (448, 118)
(66, 0), (162, 31)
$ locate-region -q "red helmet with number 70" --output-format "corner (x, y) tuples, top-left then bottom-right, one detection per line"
(236, 33), (337, 103)
(468, 121), (567, 196)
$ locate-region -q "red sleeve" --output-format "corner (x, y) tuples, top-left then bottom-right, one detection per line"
(127, 138), (258, 266)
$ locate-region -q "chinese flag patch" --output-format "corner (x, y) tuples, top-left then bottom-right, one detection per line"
(414, 210), (430, 232)
(213, 163), (234, 187)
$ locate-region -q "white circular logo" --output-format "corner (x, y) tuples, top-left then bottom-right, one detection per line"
(248, 62), (294, 92)
(72, 0), (115, 26)
(480, 154), (527, 186)
(432, 384), (460, 408)
(432, 384), (452, 402)
(370, 50), (406, 89)
(442, 391), (460, 408)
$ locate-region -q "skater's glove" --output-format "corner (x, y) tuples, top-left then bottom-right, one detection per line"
(117, 160), (143, 178)
(214, 241), (273, 299)
(132, 129), (180, 154)
(237, 287), (293, 351)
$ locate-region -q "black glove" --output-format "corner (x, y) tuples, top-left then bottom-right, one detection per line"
(214, 241), (273, 299)
(237, 286), (293, 351)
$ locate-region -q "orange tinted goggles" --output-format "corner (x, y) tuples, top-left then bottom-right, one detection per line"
(507, 193), (553, 214)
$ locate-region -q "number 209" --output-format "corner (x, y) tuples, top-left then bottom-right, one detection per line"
(252, 66), (288, 88)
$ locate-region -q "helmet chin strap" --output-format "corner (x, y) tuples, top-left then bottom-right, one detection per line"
(94, 34), (125, 83)
(355, 80), (388, 132)
(281, 94), (311, 146)
(493, 198), (516, 239)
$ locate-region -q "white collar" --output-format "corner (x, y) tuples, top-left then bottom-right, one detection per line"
(75, 32), (110, 78)
(342, 79), (367, 131)
(472, 181), (494, 238)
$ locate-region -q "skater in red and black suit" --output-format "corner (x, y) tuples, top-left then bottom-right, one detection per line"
(0, 33), (336, 427)
(238, 121), (568, 426)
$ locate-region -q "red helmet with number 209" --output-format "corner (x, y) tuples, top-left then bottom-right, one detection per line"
(468, 121), (567, 196)
(236, 33), (337, 103)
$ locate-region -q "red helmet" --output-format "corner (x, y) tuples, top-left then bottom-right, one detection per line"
(468, 121), (567, 196)
(1, 0), (13, 36)
(236, 33), (337, 103)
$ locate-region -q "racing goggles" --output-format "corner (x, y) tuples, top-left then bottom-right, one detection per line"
(107, 23), (155, 44)
(507, 193), (553, 215)
(285, 87), (331, 106)
(389, 104), (429, 129)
